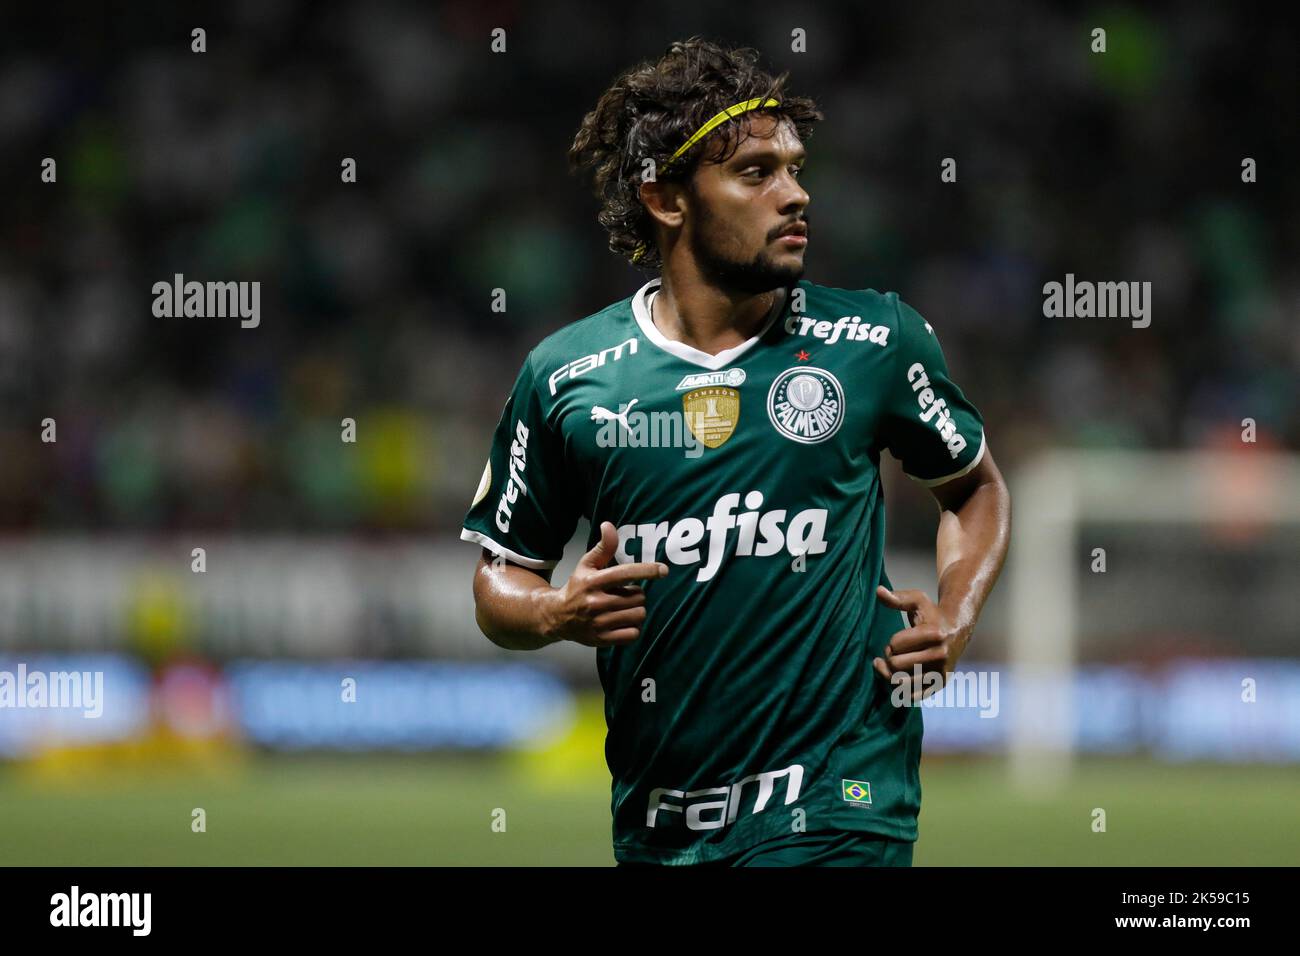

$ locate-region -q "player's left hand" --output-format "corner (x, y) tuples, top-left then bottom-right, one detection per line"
(872, 585), (971, 702)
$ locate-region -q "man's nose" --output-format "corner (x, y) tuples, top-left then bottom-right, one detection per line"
(779, 174), (810, 215)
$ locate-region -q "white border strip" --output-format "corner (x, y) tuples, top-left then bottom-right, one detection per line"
(632, 278), (785, 370)
(904, 432), (987, 487)
(459, 529), (558, 570)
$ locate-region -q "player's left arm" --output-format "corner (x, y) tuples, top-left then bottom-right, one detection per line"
(872, 450), (1011, 698)
(873, 295), (1012, 698)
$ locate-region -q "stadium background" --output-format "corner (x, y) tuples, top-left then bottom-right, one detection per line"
(0, 1), (1296, 865)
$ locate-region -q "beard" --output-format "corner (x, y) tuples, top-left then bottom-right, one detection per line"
(689, 204), (806, 296)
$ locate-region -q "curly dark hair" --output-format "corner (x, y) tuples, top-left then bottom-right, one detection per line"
(568, 37), (824, 271)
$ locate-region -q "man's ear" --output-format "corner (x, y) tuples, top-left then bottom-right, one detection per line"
(638, 178), (687, 231)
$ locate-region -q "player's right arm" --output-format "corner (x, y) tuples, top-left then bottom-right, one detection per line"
(461, 351), (667, 651)
(471, 522), (668, 651)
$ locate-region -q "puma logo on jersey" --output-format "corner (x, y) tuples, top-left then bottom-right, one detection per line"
(548, 337), (638, 395)
(907, 362), (967, 459)
(784, 314), (890, 346)
(615, 490), (829, 582)
(590, 399), (639, 432)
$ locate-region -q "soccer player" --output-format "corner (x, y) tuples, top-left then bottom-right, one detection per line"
(462, 37), (1011, 866)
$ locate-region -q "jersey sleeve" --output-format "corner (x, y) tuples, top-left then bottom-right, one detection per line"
(880, 297), (987, 486)
(460, 351), (581, 569)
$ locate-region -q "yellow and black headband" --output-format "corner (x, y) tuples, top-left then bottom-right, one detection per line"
(631, 96), (780, 264)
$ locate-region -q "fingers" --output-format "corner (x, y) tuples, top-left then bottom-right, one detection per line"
(876, 585), (931, 612)
(884, 625), (945, 655)
(872, 656), (892, 682)
(578, 521), (621, 570)
(570, 626), (642, 648)
(881, 645), (948, 671)
(586, 589), (646, 614)
(591, 606), (647, 631)
(878, 624), (947, 672)
(590, 561), (670, 589)
(604, 583), (645, 599)
(593, 627), (641, 646)
(558, 526), (669, 648)
(874, 655), (946, 702)
(579, 523), (674, 584)
(563, 584), (649, 647)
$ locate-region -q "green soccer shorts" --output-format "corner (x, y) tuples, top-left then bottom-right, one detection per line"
(618, 831), (914, 868)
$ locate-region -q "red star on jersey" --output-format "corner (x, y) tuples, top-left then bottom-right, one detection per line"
(795, 349), (811, 361)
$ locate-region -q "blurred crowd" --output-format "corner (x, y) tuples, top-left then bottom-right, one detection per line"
(0, 1), (1295, 544)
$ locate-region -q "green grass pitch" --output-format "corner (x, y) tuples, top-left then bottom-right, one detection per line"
(1, 754), (1295, 865)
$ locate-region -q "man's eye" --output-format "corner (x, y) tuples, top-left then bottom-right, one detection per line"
(741, 165), (804, 179)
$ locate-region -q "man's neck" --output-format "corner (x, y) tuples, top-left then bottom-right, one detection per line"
(650, 272), (783, 357)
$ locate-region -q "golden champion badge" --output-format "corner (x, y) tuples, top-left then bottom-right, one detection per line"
(682, 387), (740, 449)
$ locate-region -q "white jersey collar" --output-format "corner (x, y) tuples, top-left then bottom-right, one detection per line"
(631, 277), (787, 370)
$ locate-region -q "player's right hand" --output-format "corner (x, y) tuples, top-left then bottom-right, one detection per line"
(542, 521), (668, 648)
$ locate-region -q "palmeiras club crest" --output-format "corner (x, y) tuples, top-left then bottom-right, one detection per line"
(767, 366), (846, 444)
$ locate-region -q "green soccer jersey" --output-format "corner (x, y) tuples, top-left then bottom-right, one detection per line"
(461, 276), (986, 865)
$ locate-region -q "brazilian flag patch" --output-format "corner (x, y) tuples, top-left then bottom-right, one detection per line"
(842, 779), (872, 805)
